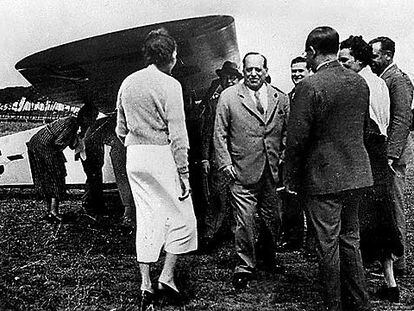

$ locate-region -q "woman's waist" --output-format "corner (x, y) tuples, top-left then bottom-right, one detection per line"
(124, 132), (169, 146)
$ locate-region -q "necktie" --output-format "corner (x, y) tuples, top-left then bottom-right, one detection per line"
(254, 90), (264, 115)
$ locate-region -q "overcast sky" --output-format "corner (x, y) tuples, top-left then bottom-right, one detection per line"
(1, 0), (413, 92)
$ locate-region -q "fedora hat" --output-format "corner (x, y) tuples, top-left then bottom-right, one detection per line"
(215, 61), (242, 78)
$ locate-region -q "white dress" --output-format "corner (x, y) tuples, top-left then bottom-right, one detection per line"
(127, 144), (197, 262)
(116, 65), (197, 263)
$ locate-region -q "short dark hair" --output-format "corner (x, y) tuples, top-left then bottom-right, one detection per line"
(290, 56), (310, 69)
(340, 35), (373, 66)
(369, 36), (395, 57)
(143, 28), (177, 67)
(305, 26), (339, 55)
(242, 52), (267, 69)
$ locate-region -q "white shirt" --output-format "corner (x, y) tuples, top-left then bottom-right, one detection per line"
(359, 66), (390, 136)
(248, 83), (269, 113)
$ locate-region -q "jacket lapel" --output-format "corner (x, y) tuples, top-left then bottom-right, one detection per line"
(265, 85), (279, 124)
(238, 83), (265, 123)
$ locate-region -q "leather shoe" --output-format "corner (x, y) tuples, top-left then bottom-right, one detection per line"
(140, 290), (155, 311)
(157, 282), (183, 305)
(232, 272), (251, 290)
(376, 285), (399, 303)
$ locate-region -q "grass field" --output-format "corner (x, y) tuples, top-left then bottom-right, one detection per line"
(0, 123), (413, 310)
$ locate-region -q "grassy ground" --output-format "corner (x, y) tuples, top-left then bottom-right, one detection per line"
(1, 124), (414, 310)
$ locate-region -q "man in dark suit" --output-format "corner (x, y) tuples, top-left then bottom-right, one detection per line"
(369, 37), (413, 276)
(285, 27), (373, 311)
(280, 56), (312, 252)
(199, 61), (242, 250)
(214, 52), (289, 290)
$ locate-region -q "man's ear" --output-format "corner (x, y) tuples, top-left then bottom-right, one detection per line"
(384, 50), (393, 61)
(309, 46), (317, 57)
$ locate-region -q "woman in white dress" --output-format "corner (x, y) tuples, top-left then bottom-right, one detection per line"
(116, 29), (197, 310)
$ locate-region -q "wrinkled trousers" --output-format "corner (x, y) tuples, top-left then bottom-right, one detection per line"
(307, 189), (371, 311)
(230, 164), (282, 275)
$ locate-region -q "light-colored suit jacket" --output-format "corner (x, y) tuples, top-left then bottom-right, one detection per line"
(380, 64), (414, 165)
(213, 82), (289, 185)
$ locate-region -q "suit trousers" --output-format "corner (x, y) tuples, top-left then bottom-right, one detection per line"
(307, 189), (371, 311)
(391, 163), (407, 270)
(203, 168), (232, 240)
(282, 194), (304, 248)
(230, 164), (282, 274)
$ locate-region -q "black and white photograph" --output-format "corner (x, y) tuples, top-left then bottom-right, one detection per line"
(1, 1), (413, 310)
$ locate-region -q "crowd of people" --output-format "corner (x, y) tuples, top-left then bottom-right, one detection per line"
(26, 25), (413, 311)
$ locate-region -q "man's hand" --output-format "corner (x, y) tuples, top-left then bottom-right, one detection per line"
(74, 137), (86, 161)
(179, 172), (191, 201)
(223, 165), (237, 181)
(284, 184), (298, 196)
(201, 160), (210, 175)
(388, 158), (401, 177)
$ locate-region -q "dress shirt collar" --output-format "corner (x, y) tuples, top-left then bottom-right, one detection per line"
(248, 83), (268, 112)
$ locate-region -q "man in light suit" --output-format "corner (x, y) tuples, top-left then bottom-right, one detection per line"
(285, 27), (373, 311)
(369, 37), (413, 277)
(214, 52), (289, 290)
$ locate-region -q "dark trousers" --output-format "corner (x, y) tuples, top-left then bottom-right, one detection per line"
(202, 168), (232, 240)
(82, 118), (134, 215)
(307, 189), (371, 311)
(282, 194), (304, 248)
(230, 165), (282, 274)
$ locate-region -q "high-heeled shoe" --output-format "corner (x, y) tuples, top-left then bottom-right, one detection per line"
(140, 290), (155, 311)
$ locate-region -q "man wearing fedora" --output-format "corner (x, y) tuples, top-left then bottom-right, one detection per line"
(199, 60), (242, 250)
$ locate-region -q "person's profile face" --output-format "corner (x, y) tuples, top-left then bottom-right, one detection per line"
(303, 47), (317, 72)
(291, 62), (310, 85)
(338, 48), (361, 73)
(370, 42), (388, 75)
(243, 54), (268, 91)
(164, 49), (178, 74)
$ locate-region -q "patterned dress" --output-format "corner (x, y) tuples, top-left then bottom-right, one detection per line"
(26, 116), (78, 199)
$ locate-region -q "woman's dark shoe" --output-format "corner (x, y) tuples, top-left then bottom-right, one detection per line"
(157, 282), (183, 305)
(140, 290), (155, 311)
(376, 285), (400, 303)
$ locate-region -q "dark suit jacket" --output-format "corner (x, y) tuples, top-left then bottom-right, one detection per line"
(381, 64), (413, 164)
(200, 80), (222, 166)
(214, 82), (289, 185)
(285, 60), (373, 195)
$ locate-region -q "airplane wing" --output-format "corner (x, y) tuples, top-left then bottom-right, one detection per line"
(15, 15), (240, 114)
